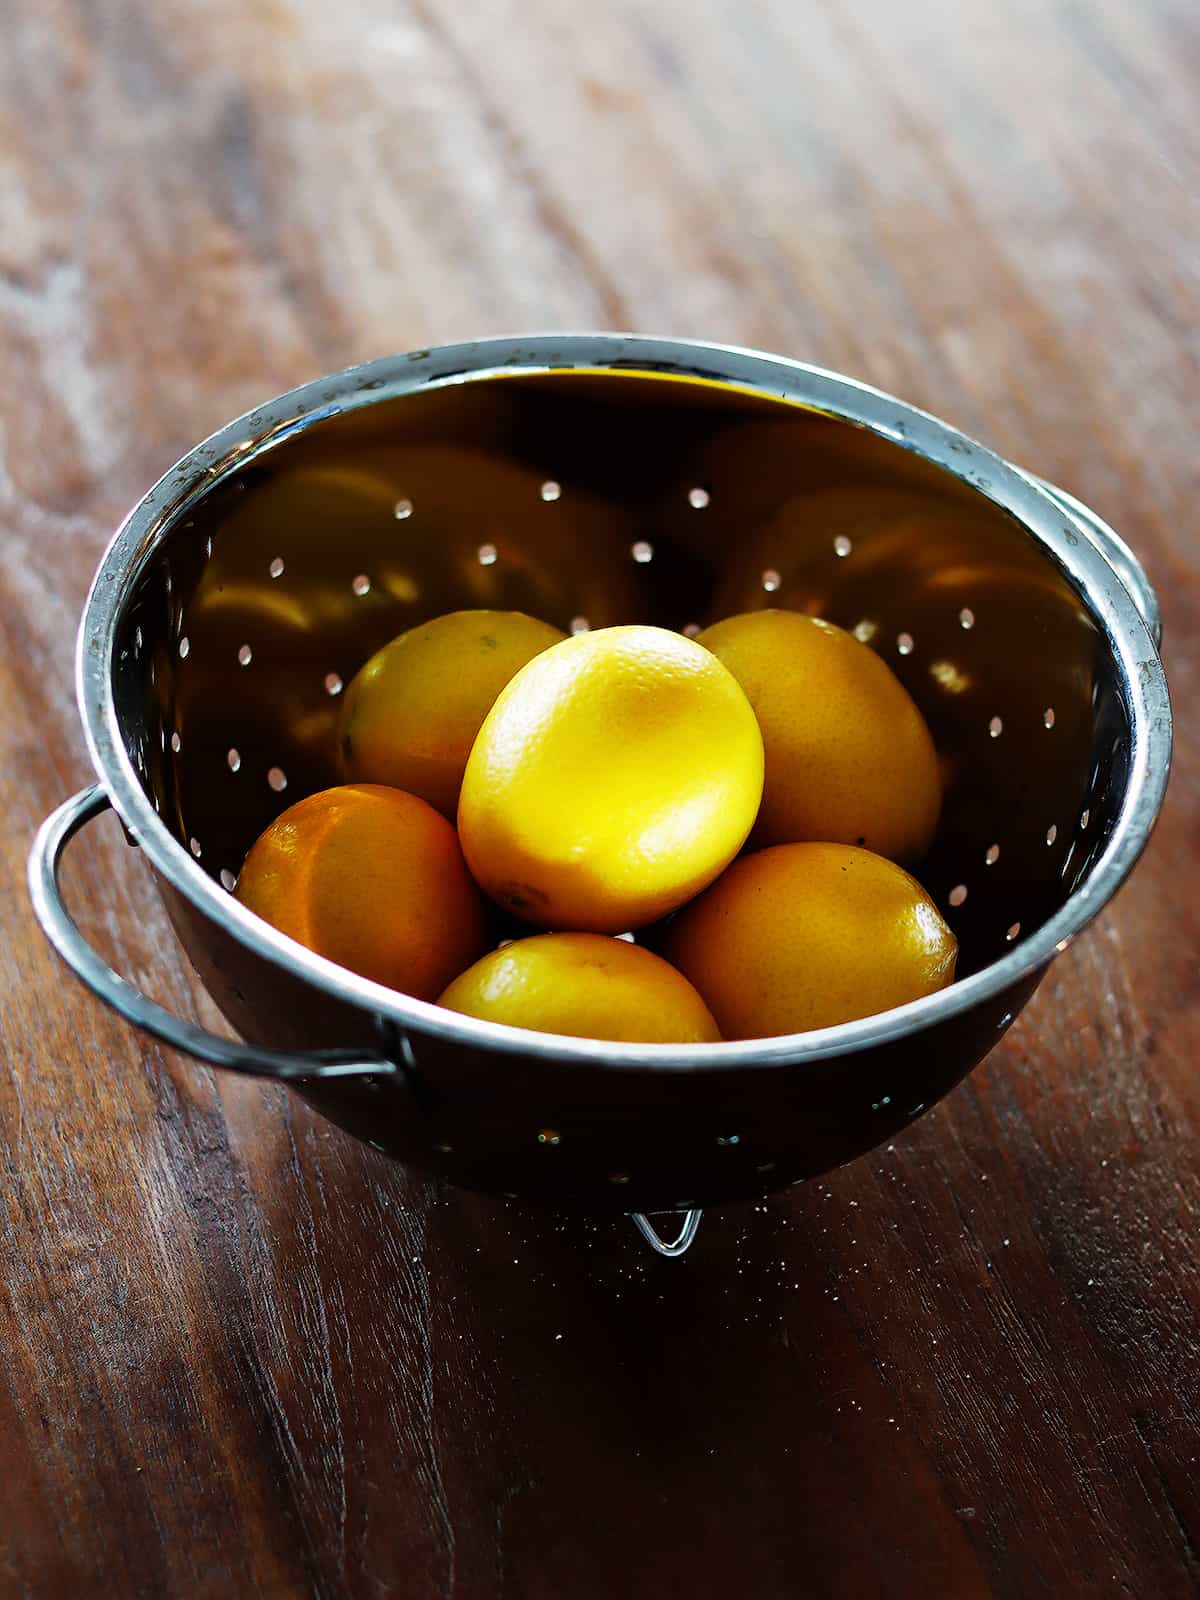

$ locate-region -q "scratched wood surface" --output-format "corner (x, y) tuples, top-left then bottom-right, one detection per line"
(2, 0), (1198, 1595)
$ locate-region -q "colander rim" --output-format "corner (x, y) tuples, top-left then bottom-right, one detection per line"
(75, 334), (1172, 1072)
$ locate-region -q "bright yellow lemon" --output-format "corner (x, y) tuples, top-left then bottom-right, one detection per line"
(457, 625), (764, 932)
(438, 933), (720, 1043)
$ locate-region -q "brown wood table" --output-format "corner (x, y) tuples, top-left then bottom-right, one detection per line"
(2, 1), (1198, 1594)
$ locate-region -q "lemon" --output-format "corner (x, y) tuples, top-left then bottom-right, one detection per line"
(698, 609), (941, 862)
(236, 784), (491, 999)
(438, 933), (720, 1042)
(341, 609), (566, 816)
(666, 841), (957, 1037)
(458, 624), (764, 932)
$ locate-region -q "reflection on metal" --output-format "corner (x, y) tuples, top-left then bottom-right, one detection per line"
(632, 1211), (703, 1258)
(929, 659), (972, 694)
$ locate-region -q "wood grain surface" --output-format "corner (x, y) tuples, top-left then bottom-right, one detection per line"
(2, 0), (1198, 1595)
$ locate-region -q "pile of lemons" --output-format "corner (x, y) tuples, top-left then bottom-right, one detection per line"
(236, 608), (956, 1043)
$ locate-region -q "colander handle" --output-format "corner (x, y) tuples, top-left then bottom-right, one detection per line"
(1034, 476), (1164, 648)
(28, 786), (397, 1082)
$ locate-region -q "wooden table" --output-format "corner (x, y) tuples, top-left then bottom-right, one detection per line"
(3, 1), (1197, 1594)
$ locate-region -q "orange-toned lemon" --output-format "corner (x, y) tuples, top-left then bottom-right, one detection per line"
(665, 842), (957, 1038)
(438, 933), (720, 1043)
(236, 784), (490, 998)
(697, 610), (941, 862)
(457, 624), (764, 932)
(340, 609), (566, 817)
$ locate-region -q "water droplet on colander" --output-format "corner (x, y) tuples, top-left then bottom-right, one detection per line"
(1006, 922), (1021, 942)
(237, 644), (253, 666)
(189, 837), (202, 858)
(1046, 824), (1058, 846)
(985, 843), (1000, 865)
(959, 607), (975, 629)
(853, 620), (876, 642)
(540, 480), (561, 502)
(688, 486), (710, 509)
(268, 766), (288, 792)
(352, 573), (371, 595)
(897, 632), (914, 656)
(268, 556), (285, 579)
(1043, 706), (1056, 729)
(761, 569), (781, 592)
(227, 748), (241, 772)
(220, 868), (237, 891)
(631, 540), (654, 564)
(393, 497), (413, 519)
(324, 672), (343, 695)
(834, 534), (852, 557)
(1081, 808), (1091, 830)
(178, 636), (190, 659)
(682, 622), (702, 638)
(948, 883), (968, 907)
(989, 716), (1003, 738)
(570, 616), (590, 634)
(477, 543), (498, 566)
(170, 732), (182, 754)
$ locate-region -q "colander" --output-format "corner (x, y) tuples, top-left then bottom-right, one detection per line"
(28, 336), (1171, 1257)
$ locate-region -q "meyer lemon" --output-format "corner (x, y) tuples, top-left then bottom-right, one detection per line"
(457, 624), (764, 932)
(341, 609), (566, 816)
(438, 933), (720, 1043)
(666, 841), (957, 1037)
(236, 784), (490, 998)
(698, 609), (941, 861)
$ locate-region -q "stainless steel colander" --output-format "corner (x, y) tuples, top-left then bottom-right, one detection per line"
(29, 336), (1171, 1256)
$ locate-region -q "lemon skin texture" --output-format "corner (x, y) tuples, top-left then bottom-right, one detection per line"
(458, 624), (765, 932)
(341, 609), (566, 817)
(439, 932), (721, 1043)
(698, 610), (941, 863)
(666, 841), (957, 1038)
(236, 784), (491, 999)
